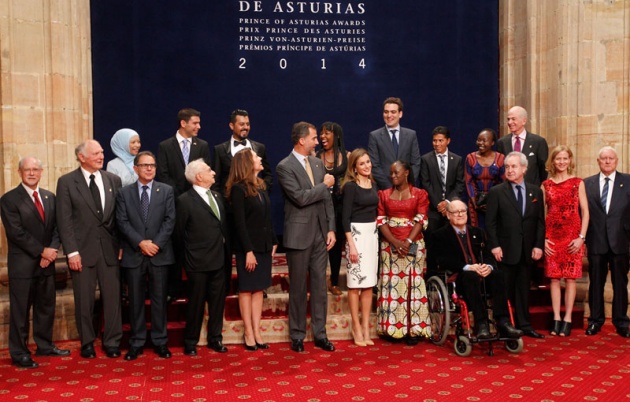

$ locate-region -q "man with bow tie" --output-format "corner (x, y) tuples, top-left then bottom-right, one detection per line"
(431, 199), (523, 340)
(1, 156), (70, 368)
(212, 109), (272, 195)
(486, 152), (546, 338)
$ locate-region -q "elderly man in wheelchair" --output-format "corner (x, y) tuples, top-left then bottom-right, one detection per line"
(430, 199), (523, 342)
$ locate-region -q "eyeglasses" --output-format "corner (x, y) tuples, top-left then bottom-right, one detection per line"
(21, 168), (43, 174)
(136, 163), (156, 169)
(449, 210), (468, 216)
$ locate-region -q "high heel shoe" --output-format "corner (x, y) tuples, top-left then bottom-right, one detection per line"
(363, 330), (374, 346)
(255, 342), (269, 350)
(550, 320), (562, 336)
(352, 330), (367, 347)
(559, 321), (572, 337)
(244, 335), (258, 351)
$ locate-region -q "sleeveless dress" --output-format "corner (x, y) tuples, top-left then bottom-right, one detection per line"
(542, 177), (584, 279)
(464, 152), (505, 227)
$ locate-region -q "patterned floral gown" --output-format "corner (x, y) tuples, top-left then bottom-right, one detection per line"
(376, 186), (431, 339)
(542, 177), (584, 279)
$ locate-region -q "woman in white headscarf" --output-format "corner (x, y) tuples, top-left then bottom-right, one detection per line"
(106, 128), (141, 186)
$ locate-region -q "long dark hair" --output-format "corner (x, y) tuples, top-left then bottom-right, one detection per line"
(319, 121), (347, 168)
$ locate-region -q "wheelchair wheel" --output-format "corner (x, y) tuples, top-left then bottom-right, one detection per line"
(454, 335), (472, 357)
(427, 276), (450, 346)
(505, 338), (524, 354)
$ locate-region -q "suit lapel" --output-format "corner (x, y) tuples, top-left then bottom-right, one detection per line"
(223, 141), (234, 161)
(101, 172), (116, 219)
(503, 182), (522, 215)
(523, 183), (539, 216)
(17, 186), (44, 224)
(191, 188), (221, 222)
(190, 137), (204, 160)
(608, 173), (626, 215)
(381, 127), (397, 160)
(289, 153), (313, 188)
(170, 136), (186, 167)
(445, 152), (457, 185)
(74, 169), (101, 220)
(41, 189), (54, 227)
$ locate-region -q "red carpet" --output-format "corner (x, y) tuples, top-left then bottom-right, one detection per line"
(2, 324), (629, 401)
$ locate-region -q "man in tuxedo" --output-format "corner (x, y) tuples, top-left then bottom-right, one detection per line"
(485, 152), (546, 338)
(420, 126), (465, 271)
(583, 146), (630, 337)
(368, 97), (421, 190)
(56, 140), (123, 358)
(276, 121), (337, 353)
(174, 159), (230, 355)
(497, 106), (548, 186)
(212, 109), (272, 194)
(116, 151), (176, 360)
(157, 108), (210, 300)
(1, 156), (70, 368)
(432, 200), (523, 339)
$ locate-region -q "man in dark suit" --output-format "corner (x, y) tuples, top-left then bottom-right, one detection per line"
(583, 146), (630, 337)
(1, 156), (70, 368)
(368, 97), (421, 190)
(212, 109), (272, 194)
(157, 108), (210, 301)
(497, 106), (548, 186)
(486, 151), (546, 338)
(116, 151), (176, 360)
(174, 159), (230, 355)
(432, 200), (522, 339)
(420, 126), (465, 271)
(56, 140), (123, 358)
(276, 121), (337, 352)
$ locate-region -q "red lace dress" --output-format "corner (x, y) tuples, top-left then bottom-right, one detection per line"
(542, 177), (584, 279)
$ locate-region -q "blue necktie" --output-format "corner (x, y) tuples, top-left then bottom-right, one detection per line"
(182, 139), (190, 165)
(141, 185), (149, 222)
(516, 185), (524, 216)
(601, 177), (610, 212)
(390, 129), (399, 157)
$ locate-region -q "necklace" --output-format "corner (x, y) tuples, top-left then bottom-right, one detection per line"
(394, 185), (408, 200)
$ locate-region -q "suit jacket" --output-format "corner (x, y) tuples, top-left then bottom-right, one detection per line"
(157, 135), (210, 197)
(230, 183), (277, 253)
(276, 153), (335, 250)
(420, 150), (465, 209)
(211, 139), (273, 194)
(485, 181), (545, 265)
(116, 180), (176, 268)
(174, 188), (228, 272)
(368, 126), (421, 190)
(432, 225), (495, 273)
(0, 185), (60, 279)
(56, 168), (121, 267)
(584, 172), (630, 255)
(497, 131), (548, 185)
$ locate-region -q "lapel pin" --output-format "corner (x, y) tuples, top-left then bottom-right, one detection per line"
(156, 188), (160, 192)
(620, 184), (624, 187)
(529, 193), (532, 197)
(108, 188), (112, 192)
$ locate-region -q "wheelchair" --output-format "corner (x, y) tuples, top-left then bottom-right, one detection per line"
(426, 270), (524, 356)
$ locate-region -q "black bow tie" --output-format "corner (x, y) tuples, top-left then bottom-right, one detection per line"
(234, 140), (247, 147)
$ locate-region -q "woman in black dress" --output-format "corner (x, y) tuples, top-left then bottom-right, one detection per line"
(226, 149), (277, 351)
(316, 122), (349, 296)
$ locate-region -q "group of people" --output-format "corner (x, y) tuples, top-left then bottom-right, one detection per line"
(2, 100), (629, 369)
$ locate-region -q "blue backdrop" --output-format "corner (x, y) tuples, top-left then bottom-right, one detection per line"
(90, 0), (499, 234)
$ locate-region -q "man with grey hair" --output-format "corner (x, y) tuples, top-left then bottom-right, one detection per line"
(583, 146), (630, 337)
(1, 156), (70, 368)
(56, 140), (123, 358)
(486, 151), (546, 338)
(497, 106), (548, 186)
(174, 159), (229, 355)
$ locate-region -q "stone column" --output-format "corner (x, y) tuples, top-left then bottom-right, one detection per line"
(499, 0), (630, 177)
(0, 0), (92, 347)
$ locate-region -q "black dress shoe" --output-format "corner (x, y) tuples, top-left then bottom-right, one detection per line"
(243, 335), (258, 351)
(498, 323), (524, 339)
(291, 339), (304, 352)
(35, 346), (71, 357)
(12, 355), (39, 368)
(256, 342), (270, 350)
(153, 345), (172, 358)
(476, 322), (491, 339)
(125, 347), (144, 361)
(103, 347), (121, 358)
(80, 343), (96, 359)
(616, 327), (630, 338)
(585, 323), (601, 335)
(405, 336), (420, 345)
(183, 345), (197, 356)
(207, 341), (228, 353)
(314, 338), (335, 351)
(522, 329), (545, 339)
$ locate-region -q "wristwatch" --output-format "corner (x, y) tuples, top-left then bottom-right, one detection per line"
(405, 238), (413, 244)
(578, 234), (585, 240)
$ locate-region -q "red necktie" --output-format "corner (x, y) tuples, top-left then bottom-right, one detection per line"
(33, 190), (45, 221)
(514, 135), (522, 152)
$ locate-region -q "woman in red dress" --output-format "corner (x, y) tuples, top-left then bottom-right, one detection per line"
(541, 145), (589, 337)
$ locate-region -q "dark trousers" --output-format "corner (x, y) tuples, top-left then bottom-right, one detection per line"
(184, 269), (226, 347)
(125, 260), (169, 347)
(457, 269), (509, 325)
(9, 275), (56, 358)
(327, 226), (345, 287)
(587, 250), (630, 329)
(499, 253), (532, 330)
(70, 258), (122, 348)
